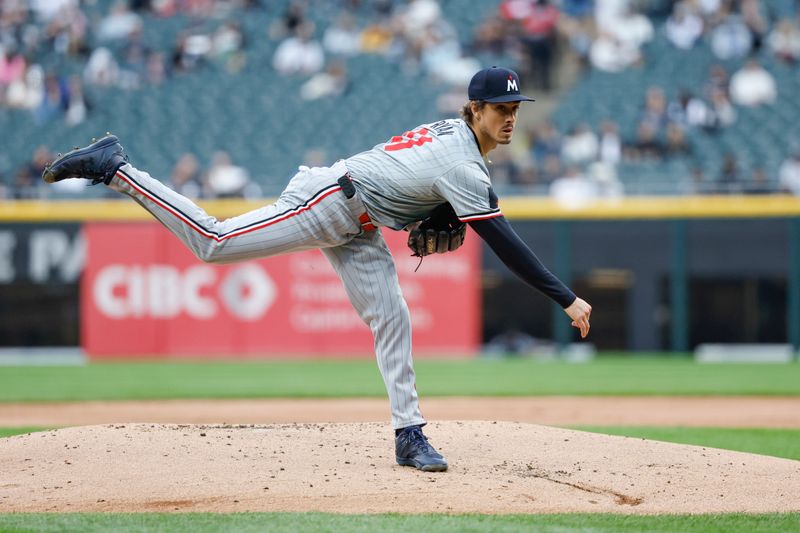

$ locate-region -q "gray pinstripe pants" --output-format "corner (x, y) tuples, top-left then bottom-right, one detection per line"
(109, 161), (424, 429)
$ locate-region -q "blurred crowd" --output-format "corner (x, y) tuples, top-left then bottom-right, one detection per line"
(0, 0), (255, 119)
(489, 59), (797, 197)
(474, 0), (800, 198)
(2, 0), (800, 199)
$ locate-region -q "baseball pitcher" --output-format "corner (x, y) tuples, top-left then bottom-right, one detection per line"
(43, 66), (592, 472)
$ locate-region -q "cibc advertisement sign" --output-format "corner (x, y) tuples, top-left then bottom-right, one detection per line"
(81, 223), (479, 358)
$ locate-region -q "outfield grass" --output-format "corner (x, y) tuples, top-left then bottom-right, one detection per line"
(0, 512), (797, 533)
(573, 427), (800, 461)
(0, 356), (799, 402)
(0, 427), (44, 438)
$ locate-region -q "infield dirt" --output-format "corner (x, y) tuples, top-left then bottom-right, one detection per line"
(2, 419), (800, 514)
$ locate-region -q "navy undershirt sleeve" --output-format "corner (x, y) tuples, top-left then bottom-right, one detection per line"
(469, 216), (576, 308)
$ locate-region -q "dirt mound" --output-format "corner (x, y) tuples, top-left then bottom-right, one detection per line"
(2, 421), (799, 514)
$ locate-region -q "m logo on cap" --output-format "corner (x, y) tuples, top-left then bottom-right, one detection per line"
(507, 76), (518, 92)
(467, 66), (534, 103)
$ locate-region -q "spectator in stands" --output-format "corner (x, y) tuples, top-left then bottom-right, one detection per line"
(64, 75), (89, 126)
(682, 165), (708, 195)
(667, 89), (711, 129)
(562, 0), (592, 20)
(710, 8), (752, 60)
(513, 0), (560, 92)
(119, 27), (151, 88)
(717, 152), (741, 193)
(168, 153), (205, 200)
(588, 160), (624, 198)
(558, 11), (592, 70)
(598, 120), (622, 165)
(206, 151), (260, 199)
(360, 16), (395, 54)
(740, 0), (768, 52)
(11, 145), (52, 199)
(34, 73), (65, 124)
(589, 30), (641, 72)
(5, 63), (44, 110)
(592, 0), (653, 71)
(97, 1), (143, 43)
(664, 123), (691, 156)
(705, 86), (737, 130)
(178, 31), (214, 72)
(744, 167), (771, 195)
(323, 13), (362, 57)
(172, 35), (195, 73)
(49, 3), (91, 58)
(398, 0), (442, 45)
(84, 47), (120, 86)
(212, 21), (246, 73)
(529, 120), (562, 164)
(697, 0), (723, 23)
(540, 153), (564, 183)
(273, 22), (324, 76)
(436, 84), (467, 117)
(665, 1), (704, 50)
(767, 18), (800, 64)
(268, 0), (307, 40)
(146, 52), (168, 85)
(609, 3), (654, 56)
(513, 161), (539, 187)
(471, 16), (508, 58)
(639, 86), (668, 133)
(626, 121), (665, 162)
(550, 165), (596, 207)
(778, 150), (800, 196)
(29, 0), (73, 23)
(0, 44), (26, 94)
(486, 146), (518, 186)
(561, 123), (598, 166)
(594, 0), (625, 32)
(420, 20), (480, 86)
(300, 60), (349, 100)
(729, 59), (776, 108)
(704, 63), (730, 98)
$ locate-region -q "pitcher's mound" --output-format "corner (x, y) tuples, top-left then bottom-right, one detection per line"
(2, 421), (799, 514)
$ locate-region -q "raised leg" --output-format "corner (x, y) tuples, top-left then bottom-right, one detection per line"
(109, 163), (361, 263)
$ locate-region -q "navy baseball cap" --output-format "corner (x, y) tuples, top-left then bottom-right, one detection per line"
(468, 66), (535, 103)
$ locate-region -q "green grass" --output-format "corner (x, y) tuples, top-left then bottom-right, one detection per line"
(573, 427), (800, 461)
(0, 356), (799, 402)
(0, 427), (45, 438)
(0, 512), (797, 533)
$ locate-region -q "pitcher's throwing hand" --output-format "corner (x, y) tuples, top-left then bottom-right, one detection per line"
(565, 297), (592, 338)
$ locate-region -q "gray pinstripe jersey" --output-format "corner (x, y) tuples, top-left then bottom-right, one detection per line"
(344, 119), (502, 230)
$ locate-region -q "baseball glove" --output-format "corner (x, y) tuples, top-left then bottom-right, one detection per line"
(407, 202), (466, 257)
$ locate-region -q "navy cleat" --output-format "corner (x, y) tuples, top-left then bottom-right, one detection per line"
(395, 425), (448, 472)
(42, 135), (127, 185)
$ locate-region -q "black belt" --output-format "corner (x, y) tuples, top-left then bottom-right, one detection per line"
(338, 174), (376, 232)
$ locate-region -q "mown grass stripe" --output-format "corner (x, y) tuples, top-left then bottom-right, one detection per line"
(1, 357), (799, 402)
(0, 512), (798, 533)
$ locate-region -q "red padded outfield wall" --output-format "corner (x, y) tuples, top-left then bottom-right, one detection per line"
(81, 223), (479, 358)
